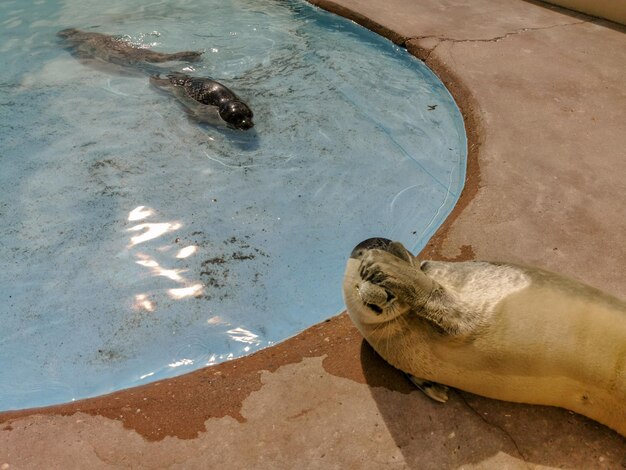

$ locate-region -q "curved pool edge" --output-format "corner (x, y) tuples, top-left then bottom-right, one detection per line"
(0, 0), (478, 430)
(4, 0), (626, 466)
(1, 0), (471, 412)
(0, 314), (362, 440)
(308, 0), (483, 262)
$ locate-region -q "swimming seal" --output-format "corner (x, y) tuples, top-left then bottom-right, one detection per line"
(150, 73), (254, 130)
(57, 28), (202, 70)
(343, 237), (626, 436)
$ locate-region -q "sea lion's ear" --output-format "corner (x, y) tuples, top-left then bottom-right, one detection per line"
(387, 241), (415, 266)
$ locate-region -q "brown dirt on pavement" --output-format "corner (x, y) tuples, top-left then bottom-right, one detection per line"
(0, 314), (412, 441)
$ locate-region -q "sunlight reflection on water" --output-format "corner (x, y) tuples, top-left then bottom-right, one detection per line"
(0, 0), (466, 410)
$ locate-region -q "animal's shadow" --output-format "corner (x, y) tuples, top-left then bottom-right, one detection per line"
(359, 340), (625, 469)
(203, 123), (260, 152)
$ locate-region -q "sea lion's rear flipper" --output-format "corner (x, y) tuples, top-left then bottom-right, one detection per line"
(142, 50), (203, 63)
(407, 374), (449, 403)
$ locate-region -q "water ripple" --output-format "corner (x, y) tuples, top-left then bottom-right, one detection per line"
(0, 0), (466, 410)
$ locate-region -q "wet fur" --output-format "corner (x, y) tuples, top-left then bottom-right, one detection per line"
(150, 73), (254, 130)
(57, 28), (202, 71)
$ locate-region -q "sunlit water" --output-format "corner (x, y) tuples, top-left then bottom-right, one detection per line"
(0, 0), (466, 410)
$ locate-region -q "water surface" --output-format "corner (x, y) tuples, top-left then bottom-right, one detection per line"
(0, 0), (466, 409)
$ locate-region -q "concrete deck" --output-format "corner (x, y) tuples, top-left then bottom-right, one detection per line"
(2, 0), (625, 468)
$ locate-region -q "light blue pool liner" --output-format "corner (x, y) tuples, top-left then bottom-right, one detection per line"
(0, 0), (466, 410)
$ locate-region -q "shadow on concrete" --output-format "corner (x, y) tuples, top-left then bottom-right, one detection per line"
(359, 340), (626, 469)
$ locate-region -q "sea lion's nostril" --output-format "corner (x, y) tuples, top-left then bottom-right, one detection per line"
(350, 237), (393, 259)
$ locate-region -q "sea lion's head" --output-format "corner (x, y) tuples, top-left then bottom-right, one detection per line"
(219, 101), (254, 130)
(343, 237), (416, 325)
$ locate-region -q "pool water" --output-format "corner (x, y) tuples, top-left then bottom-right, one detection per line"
(0, 0), (466, 410)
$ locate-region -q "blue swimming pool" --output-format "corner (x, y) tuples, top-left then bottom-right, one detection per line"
(0, 0), (466, 410)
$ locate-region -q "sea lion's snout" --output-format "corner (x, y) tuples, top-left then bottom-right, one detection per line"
(357, 281), (395, 315)
(235, 117), (254, 130)
(220, 101), (254, 131)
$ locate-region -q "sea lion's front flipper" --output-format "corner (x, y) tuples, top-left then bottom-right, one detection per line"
(407, 374), (449, 403)
(358, 244), (471, 335)
(358, 247), (436, 310)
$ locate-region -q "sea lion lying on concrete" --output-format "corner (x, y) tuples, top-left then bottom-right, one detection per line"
(57, 28), (202, 71)
(150, 73), (254, 130)
(343, 237), (626, 436)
